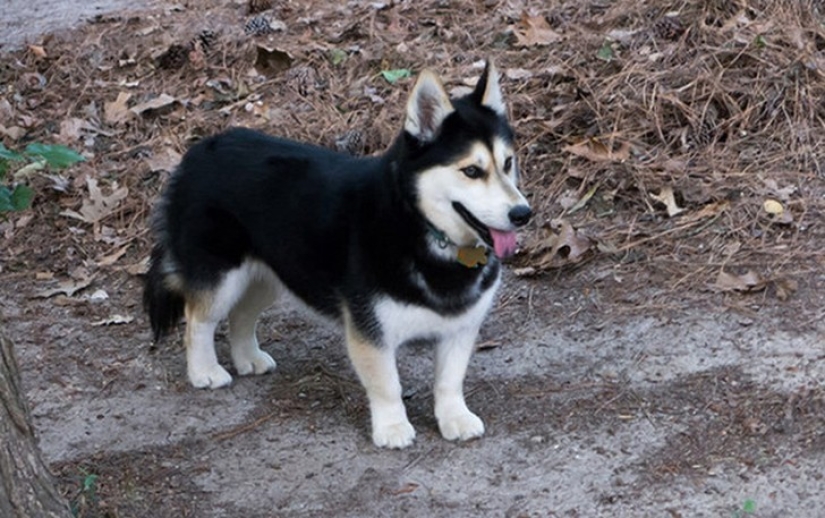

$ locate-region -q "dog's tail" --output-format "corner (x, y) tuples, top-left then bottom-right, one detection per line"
(143, 200), (185, 341)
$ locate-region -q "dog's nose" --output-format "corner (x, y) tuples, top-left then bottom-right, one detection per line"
(508, 205), (532, 227)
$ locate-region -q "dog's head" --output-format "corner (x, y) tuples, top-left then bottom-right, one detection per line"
(403, 61), (531, 259)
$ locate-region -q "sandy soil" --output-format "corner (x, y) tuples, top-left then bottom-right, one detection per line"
(2, 0), (159, 51)
(2, 1), (825, 517)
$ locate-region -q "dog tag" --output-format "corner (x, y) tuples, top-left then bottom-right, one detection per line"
(457, 246), (488, 268)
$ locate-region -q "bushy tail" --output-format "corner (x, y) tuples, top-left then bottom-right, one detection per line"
(143, 242), (185, 341)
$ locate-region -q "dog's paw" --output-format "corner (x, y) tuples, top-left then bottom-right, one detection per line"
(233, 350), (276, 376)
(189, 364), (233, 389)
(438, 410), (485, 442)
(372, 421), (416, 449)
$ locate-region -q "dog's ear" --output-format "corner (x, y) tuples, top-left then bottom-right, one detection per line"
(405, 70), (454, 143)
(472, 60), (506, 117)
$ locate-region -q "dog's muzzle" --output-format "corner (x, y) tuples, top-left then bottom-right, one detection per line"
(452, 202), (531, 259)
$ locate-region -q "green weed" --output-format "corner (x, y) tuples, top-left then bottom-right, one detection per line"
(0, 141), (84, 215)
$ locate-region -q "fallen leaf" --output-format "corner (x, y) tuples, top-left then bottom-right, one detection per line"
(104, 92), (133, 125)
(124, 257), (150, 276)
(28, 44), (47, 58)
(521, 219), (593, 272)
(563, 138), (630, 163)
(712, 270), (766, 293)
(390, 482), (420, 496)
(512, 13), (562, 47)
(89, 289), (109, 301)
(130, 94), (177, 116)
(381, 68), (412, 84)
(774, 278), (798, 301)
(97, 245), (130, 267)
(650, 186), (685, 217)
(145, 147), (182, 173)
(505, 68), (533, 80)
(34, 276), (94, 298)
(59, 118), (86, 142)
(60, 177), (129, 225)
(596, 41), (615, 61)
(92, 314), (134, 326)
(566, 184), (599, 215)
(254, 45), (293, 76)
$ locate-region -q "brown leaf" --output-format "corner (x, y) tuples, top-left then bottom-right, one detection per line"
(712, 270), (766, 293)
(254, 45), (293, 76)
(60, 177), (129, 225)
(524, 219), (593, 272)
(97, 245), (130, 267)
(145, 147), (182, 173)
(104, 92), (133, 125)
(773, 278), (798, 301)
(59, 117), (86, 143)
(512, 13), (562, 47)
(650, 186), (684, 217)
(28, 44), (47, 58)
(563, 138), (630, 163)
(130, 93), (178, 116)
(34, 276), (94, 298)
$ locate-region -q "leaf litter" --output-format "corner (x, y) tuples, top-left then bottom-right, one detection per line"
(0, 0), (823, 314)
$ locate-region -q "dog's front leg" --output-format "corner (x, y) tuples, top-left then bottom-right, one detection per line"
(434, 332), (485, 442)
(345, 323), (415, 449)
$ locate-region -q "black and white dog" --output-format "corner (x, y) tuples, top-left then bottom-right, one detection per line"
(144, 61), (531, 448)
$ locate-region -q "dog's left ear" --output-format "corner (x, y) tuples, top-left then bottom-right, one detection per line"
(472, 60), (506, 117)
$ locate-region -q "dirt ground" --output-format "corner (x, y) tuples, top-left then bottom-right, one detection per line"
(2, 0), (825, 517)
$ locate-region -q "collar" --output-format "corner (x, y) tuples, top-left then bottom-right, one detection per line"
(427, 223), (489, 268)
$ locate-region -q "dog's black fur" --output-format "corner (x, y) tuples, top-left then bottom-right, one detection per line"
(144, 81), (511, 342)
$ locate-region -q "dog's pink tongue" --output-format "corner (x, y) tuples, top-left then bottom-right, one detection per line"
(489, 229), (518, 259)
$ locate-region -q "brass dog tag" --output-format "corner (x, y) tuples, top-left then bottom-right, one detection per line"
(456, 246), (488, 268)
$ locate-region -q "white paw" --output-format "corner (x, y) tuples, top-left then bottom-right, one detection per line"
(372, 421), (416, 449)
(188, 364), (233, 389)
(233, 350), (276, 376)
(438, 410), (485, 442)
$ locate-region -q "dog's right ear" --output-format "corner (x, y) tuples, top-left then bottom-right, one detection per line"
(404, 70), (454, 143)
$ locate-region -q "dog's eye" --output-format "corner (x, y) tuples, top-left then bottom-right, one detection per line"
(504, 156), (514, 173)
(461, 165), (484, 179)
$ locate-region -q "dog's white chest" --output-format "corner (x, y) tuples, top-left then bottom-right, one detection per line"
(373, 278), (499, 348)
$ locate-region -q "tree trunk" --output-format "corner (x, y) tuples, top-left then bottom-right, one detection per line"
(0, 323), (72, 518)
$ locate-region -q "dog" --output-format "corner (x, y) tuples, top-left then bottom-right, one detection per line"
(144, 61), (532, 448)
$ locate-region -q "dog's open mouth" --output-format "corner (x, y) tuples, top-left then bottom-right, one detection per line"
(452, 202), (517, 259)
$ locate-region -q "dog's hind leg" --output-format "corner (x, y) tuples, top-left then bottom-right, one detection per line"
(229, 277), (277, 377)
(344, 320), (415, 449)
(185, 299), (232, 389)
(433, 331), (485, 441)
(184, 264), (256, 389)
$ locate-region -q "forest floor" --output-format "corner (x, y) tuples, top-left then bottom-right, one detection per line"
(1, 0), (824, 516)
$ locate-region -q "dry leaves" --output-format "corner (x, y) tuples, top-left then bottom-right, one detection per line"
(516, 219), (593, 275)
(104, 92), (133, 125)
(34, 276), (94, 298)
(511, 13), (562, 47)
(712, 270), (766, 293)
(61, 177), (129, 226)
(130, 94), (178, 116)
(650, 186), (685, 217)
(563, 138), (631, 163)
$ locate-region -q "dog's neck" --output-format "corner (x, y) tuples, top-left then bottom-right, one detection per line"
(425, 223), (489, 268)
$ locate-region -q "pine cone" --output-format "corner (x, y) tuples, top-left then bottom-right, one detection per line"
(196, 30), (218, 52)
(248, 0), (273, 15)
(653, 16), (685, 41)
(244, 15), (275, 36)
(335, 130), (365, 156)
(156, 43), (192, 69)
